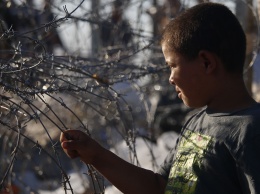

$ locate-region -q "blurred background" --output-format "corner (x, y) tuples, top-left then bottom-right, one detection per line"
(0, 0), (259, 193)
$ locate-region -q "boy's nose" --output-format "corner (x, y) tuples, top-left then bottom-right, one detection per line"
(169, 77), (175, 85)
(169, 72), (175, 85)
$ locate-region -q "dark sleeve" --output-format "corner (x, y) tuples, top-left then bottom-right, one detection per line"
(237, 135), (260, 194)
(157, 147), (176, 180)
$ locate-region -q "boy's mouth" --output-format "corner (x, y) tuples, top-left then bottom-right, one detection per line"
(176, 88), (182, 99)
(177, 92), (182, 99)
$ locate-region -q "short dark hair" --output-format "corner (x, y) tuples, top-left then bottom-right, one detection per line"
(161, 2), (246, 74)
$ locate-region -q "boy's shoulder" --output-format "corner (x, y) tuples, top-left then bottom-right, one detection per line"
(200, 103), (260, 117)
(183, 103), (260, 143)
(184, 103), (260, 128)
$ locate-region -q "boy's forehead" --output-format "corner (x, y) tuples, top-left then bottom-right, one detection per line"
(162, 43), (177, 59)
(162, 45), (191, 65)
(162, 42), (177, 57)
(162, 43), (172, 55)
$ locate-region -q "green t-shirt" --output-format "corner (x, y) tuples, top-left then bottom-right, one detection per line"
(158, 103), (260, 194)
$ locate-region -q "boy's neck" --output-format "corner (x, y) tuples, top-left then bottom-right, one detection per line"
(207, 76), (257, 112)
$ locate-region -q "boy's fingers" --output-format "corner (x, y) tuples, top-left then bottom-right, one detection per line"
(60, 130), (85, 159)
(66, 150), (79, 159)
(60, 130), (82, 142)
(62, 141), (71, 149)
(61, 140), (79, 150)
(60, 132), (67, 142)
(62, 147), (79, 158)
(61, 141), (80, 158)
(60, 131), (75, 142)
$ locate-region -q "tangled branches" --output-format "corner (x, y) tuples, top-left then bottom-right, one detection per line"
(0, 0), (171, 193)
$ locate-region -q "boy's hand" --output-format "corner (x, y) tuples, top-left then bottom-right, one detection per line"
(60, 130), (167, 194)
(60, 129), (102, 164)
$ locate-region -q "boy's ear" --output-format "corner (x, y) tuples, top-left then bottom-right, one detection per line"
(198, 50), (218, 74)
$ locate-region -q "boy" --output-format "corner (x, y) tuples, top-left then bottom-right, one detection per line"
(60, 2), (260, 194)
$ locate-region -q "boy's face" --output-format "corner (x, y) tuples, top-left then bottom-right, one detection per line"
(162, 43), (210, 108)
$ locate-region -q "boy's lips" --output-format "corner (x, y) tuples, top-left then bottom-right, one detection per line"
(177, 92), (182, 99)
(176, 87), (182, 98)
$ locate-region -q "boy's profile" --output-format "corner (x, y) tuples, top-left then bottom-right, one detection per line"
(60, 2), (260, 194)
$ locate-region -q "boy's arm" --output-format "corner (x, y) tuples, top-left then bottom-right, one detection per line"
(60, 130), (167, 194)
(91, 144), (167, 194)
(238, 135), (260, 193)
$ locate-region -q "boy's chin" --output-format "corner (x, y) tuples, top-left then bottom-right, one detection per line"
(183, 100), (206, 109)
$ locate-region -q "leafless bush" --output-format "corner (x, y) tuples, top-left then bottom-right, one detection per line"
(0, 0), (172, 193)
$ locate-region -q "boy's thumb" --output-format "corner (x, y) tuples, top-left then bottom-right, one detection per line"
(62, 140), (78, 150)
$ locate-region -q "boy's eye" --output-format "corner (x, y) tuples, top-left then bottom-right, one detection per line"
(169, 64), (176, 69)
(165, 62), (176, 69)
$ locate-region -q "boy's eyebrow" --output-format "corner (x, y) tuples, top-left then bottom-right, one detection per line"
(165, 61), (175, 67)
(165, 61), (171, 66)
